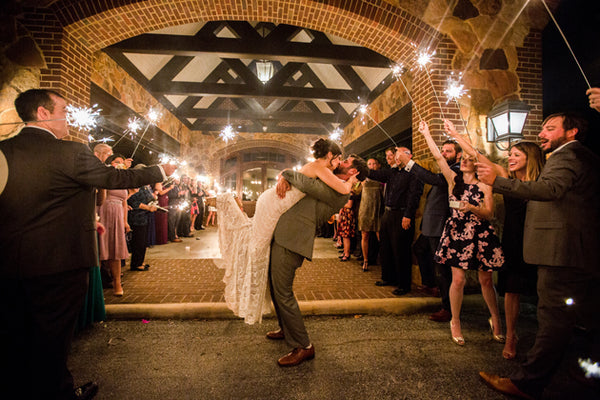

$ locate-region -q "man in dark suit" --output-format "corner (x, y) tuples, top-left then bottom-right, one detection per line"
(396, 140), (462, 322)
(368, 147), (423, 296)
(0, 89), (175, 400)
(267, 157), (366, 367)
(477, 112), (600, 399)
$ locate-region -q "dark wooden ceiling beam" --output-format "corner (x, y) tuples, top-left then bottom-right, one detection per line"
(181, 109), (345, 123)
(107, 34), (391, 67)
(222, 58), (261, 87)
(148, 56), (194, 84)
(150, 81), (360, 102)
(192, 123), (328, 135)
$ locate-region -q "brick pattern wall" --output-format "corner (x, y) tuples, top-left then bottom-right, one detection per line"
(411, 37), (460, 160)
(23, 9), (89, 142)
(517, 30), (543, 141)
(52, 0), (437, 57)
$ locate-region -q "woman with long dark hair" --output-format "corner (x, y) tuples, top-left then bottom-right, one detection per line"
(420, 120), (504, 346)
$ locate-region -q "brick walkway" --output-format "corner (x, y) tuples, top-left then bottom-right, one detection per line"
(103, 257), (433, 305)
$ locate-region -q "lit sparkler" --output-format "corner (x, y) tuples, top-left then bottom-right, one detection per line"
(444, 73), (471, 134)
(127, 117), (142, 135)
(578, 358), (600, 379)
(146, 108), (161, 125)
(219, 124), (237, 142)
(329, 127), (343, 142)
(391, 63), (423, 121)
(444, 75), (468, 103)
(177, 200), (190, 211)
(416, 50), (435, 69)
(414, 48), (447, 121)
(131, 108), (163, 158)
(66, 104), (101, 132)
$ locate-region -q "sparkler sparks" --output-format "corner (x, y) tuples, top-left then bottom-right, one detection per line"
(444, 75), (468, 103)
(578, 358), (600, 378)
(329, 127), (343, 142)
(565, 298), (574, 306)
(219, 124), (237, 142)
(177, 200), (190, 211)
(146, 108), (161, 125)
(127, 117), (142, 135)
(66, 104), (101, 131)
(416, 49), (435, 69)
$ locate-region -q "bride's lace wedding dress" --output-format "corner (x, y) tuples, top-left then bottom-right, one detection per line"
(215, 187), (305, 324)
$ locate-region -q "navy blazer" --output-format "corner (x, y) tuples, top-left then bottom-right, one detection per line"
(0, 127), (164, 278)
(409, 161), (461, 237)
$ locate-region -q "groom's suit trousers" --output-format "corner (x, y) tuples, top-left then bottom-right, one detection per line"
(269, 241), (310, 349)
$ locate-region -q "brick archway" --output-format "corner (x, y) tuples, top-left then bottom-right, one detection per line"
(32, 0), (443, 142)
(25, 0), (541, 155)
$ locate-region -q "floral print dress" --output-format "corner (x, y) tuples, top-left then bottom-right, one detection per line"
(434, 183), (504, 271)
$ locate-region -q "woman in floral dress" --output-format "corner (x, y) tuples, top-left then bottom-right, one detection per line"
(420, 120), (504, 346)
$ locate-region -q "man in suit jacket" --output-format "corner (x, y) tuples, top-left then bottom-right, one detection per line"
(477, 112), (600, 399)
(0, 89), (175, 400)
(396, 141), (462, 322)
(267, 157), (366, 367)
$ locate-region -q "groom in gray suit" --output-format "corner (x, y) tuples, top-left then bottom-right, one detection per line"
(477, 112), (600, 399)
(267, 156), (366, 367)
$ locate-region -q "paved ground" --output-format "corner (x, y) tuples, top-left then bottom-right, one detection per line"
(103, 226), (432, 305)
(70, 309), (598, 400)
(89, 227), (598, 399)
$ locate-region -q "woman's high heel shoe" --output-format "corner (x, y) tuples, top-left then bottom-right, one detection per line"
(450, 321), (465, 346)
(362, 260), (369, 272)
(502, 335), (518, 360)
(488, 317), (506, 343)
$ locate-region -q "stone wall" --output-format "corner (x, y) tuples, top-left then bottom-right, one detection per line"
(91, 51), (191, 145)
(0, 12), (45, 139)
(342, 0), (546, 161)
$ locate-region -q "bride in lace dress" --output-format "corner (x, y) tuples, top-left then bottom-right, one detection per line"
(215, 138), (358, 324)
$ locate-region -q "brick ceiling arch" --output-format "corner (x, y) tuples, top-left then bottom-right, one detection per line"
(55, 0), (439, 64)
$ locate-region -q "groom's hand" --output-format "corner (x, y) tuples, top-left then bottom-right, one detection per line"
(276, 177), (291, 198)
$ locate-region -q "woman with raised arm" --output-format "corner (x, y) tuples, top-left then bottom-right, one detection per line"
(444, 120), (544, 358)
(418, 120), (504, 346)
(216, 138), (361, 324)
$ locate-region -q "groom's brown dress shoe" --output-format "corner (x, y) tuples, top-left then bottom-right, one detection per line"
(266, 329), (285, 340)
(479, 372), (534, 400)
(277, 345), (315, 367)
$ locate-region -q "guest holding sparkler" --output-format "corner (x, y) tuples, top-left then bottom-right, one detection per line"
(478, 111), (600, 399)
(127, 173), (158, 272)
(0, 88), (175, 400)
(98, 154), (130, 296)
(586, 87), (600, 112)
(418, 120), (504, 346)
(395, 137), (463, 322)
(444, 119), (544, 359)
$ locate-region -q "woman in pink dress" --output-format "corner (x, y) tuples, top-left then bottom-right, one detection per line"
(98, 154), (130, 296)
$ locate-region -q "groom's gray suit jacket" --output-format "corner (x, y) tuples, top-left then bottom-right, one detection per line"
(273, 170), (349, 260)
